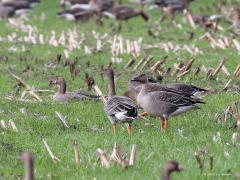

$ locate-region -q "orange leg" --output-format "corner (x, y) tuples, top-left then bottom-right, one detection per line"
(164, 118), (168, 129)
(159, 116), (165, 130)
(127, 123), (133, 135)
(112, 124), (116, 133)
(139, 112), (148, 117)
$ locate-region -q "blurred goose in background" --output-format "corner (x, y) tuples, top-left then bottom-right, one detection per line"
(104, 68), (138, 135)
(48, 75), (99, 102)
(162, 160), (184, 180)
(0, 0), (39, 17)
(58, 7), (97, 21)
(62, 0), (90, 6)
(0, 4), (15, 18)
(18, 151), (34, 180)
(136, 81), (204, 129)
(102, 5), (149, 21)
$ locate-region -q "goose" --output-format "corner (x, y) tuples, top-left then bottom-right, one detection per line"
(0, 4), (15, 18)
(62, 0), (89, 6)
(162, 160), (184, 180)
(104, 68), (138, 135)
(102, 5), (149, 21)
(18, 151), (34, 180)
(2, 0), (31, 15)
(136, 82), (204, 129)
(124, 74), (206, 100)
(58, 7), (96, 21)
(48, 76), (99, 102)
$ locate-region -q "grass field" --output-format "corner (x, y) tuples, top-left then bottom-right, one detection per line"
(0, 0), (240, 179)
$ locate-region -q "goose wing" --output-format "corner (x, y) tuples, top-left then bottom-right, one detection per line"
(104, 96), (137, 117)
(151, 91), (203, 107)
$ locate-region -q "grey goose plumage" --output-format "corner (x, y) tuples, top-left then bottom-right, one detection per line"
(104, 68), (138, 134)
(124, 73), (207, 100)
(136, 82), (204, 129)
(48, 75), (99, 102)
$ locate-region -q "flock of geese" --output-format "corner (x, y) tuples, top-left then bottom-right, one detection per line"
(0, 0), (39, 18)
(58, 0), (189, 23)
(48, 68), (206, 134)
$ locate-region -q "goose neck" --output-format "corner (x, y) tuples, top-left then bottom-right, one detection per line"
(58, 81), (66, 94)
(107, 71), (116, 97)
(24, 157), (34, 180)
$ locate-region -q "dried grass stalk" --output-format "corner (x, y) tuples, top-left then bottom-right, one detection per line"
(193, 67), (201, 76)
(183, 59), (195, 72)
(9, 119), (18, 132)
(42, 139), (60, 162)
(55, 111), (69, 129)
(223, 79), (232, 90)
(177, 69), (190, 78)
(211, 59), (225, 78)
(96, 148), (110, 168)
(184, 9), (196, 29)
(73, 138), (80, 166)
(0, 120), (7, 129)
(93, 85), (107, 104)
(124, 58), (135, 69)
(110, 143), (126, 167)
(129, 144), (136, 166)
(221, 65), (230, 76)
(139, 56), (154, 70)
(132, 56), (148, 71)
(150, 56), (168, 73)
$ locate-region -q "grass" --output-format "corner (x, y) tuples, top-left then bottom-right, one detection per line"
(0, 0), (240, 179)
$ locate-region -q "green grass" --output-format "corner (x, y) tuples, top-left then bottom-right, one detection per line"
(0, 0), (240, 179)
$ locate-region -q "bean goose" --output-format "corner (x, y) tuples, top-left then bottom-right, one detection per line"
(104, 68), (138, 134)
(48, 76), (99, 102)
(102, 5), (149, 21)
(18, 151), (34, 180)
(136, 83), (204, 129)
(162, 160), (184, 180)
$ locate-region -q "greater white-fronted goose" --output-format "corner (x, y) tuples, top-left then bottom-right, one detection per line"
(104, 68), (138, 134)
(136, 83), (204, 129)
(125, 74), (206, 100)
(48, 76), (99, 102)
(102, 5), (149, 21)
(162, 160), (184, 180)
(18, 151), (34, 180)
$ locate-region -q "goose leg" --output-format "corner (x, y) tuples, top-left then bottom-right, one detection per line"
(112, 123), (117, 133)
(127, 123), (133, 135)
(164, 118), (168, 129)
(159, 116), (165, 130)
(139, 112), (148, 117)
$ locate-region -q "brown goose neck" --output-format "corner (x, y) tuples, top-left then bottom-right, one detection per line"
(107, 70), (116, 96)
(162, 167), (172, 180)
(58, 80), (66, 94)
(24, 157), (34, 180)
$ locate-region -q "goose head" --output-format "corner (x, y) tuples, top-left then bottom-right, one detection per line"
(162, 160), (184, 180)
(48, 76), (67, 94)
(131, 73), (157, 84)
